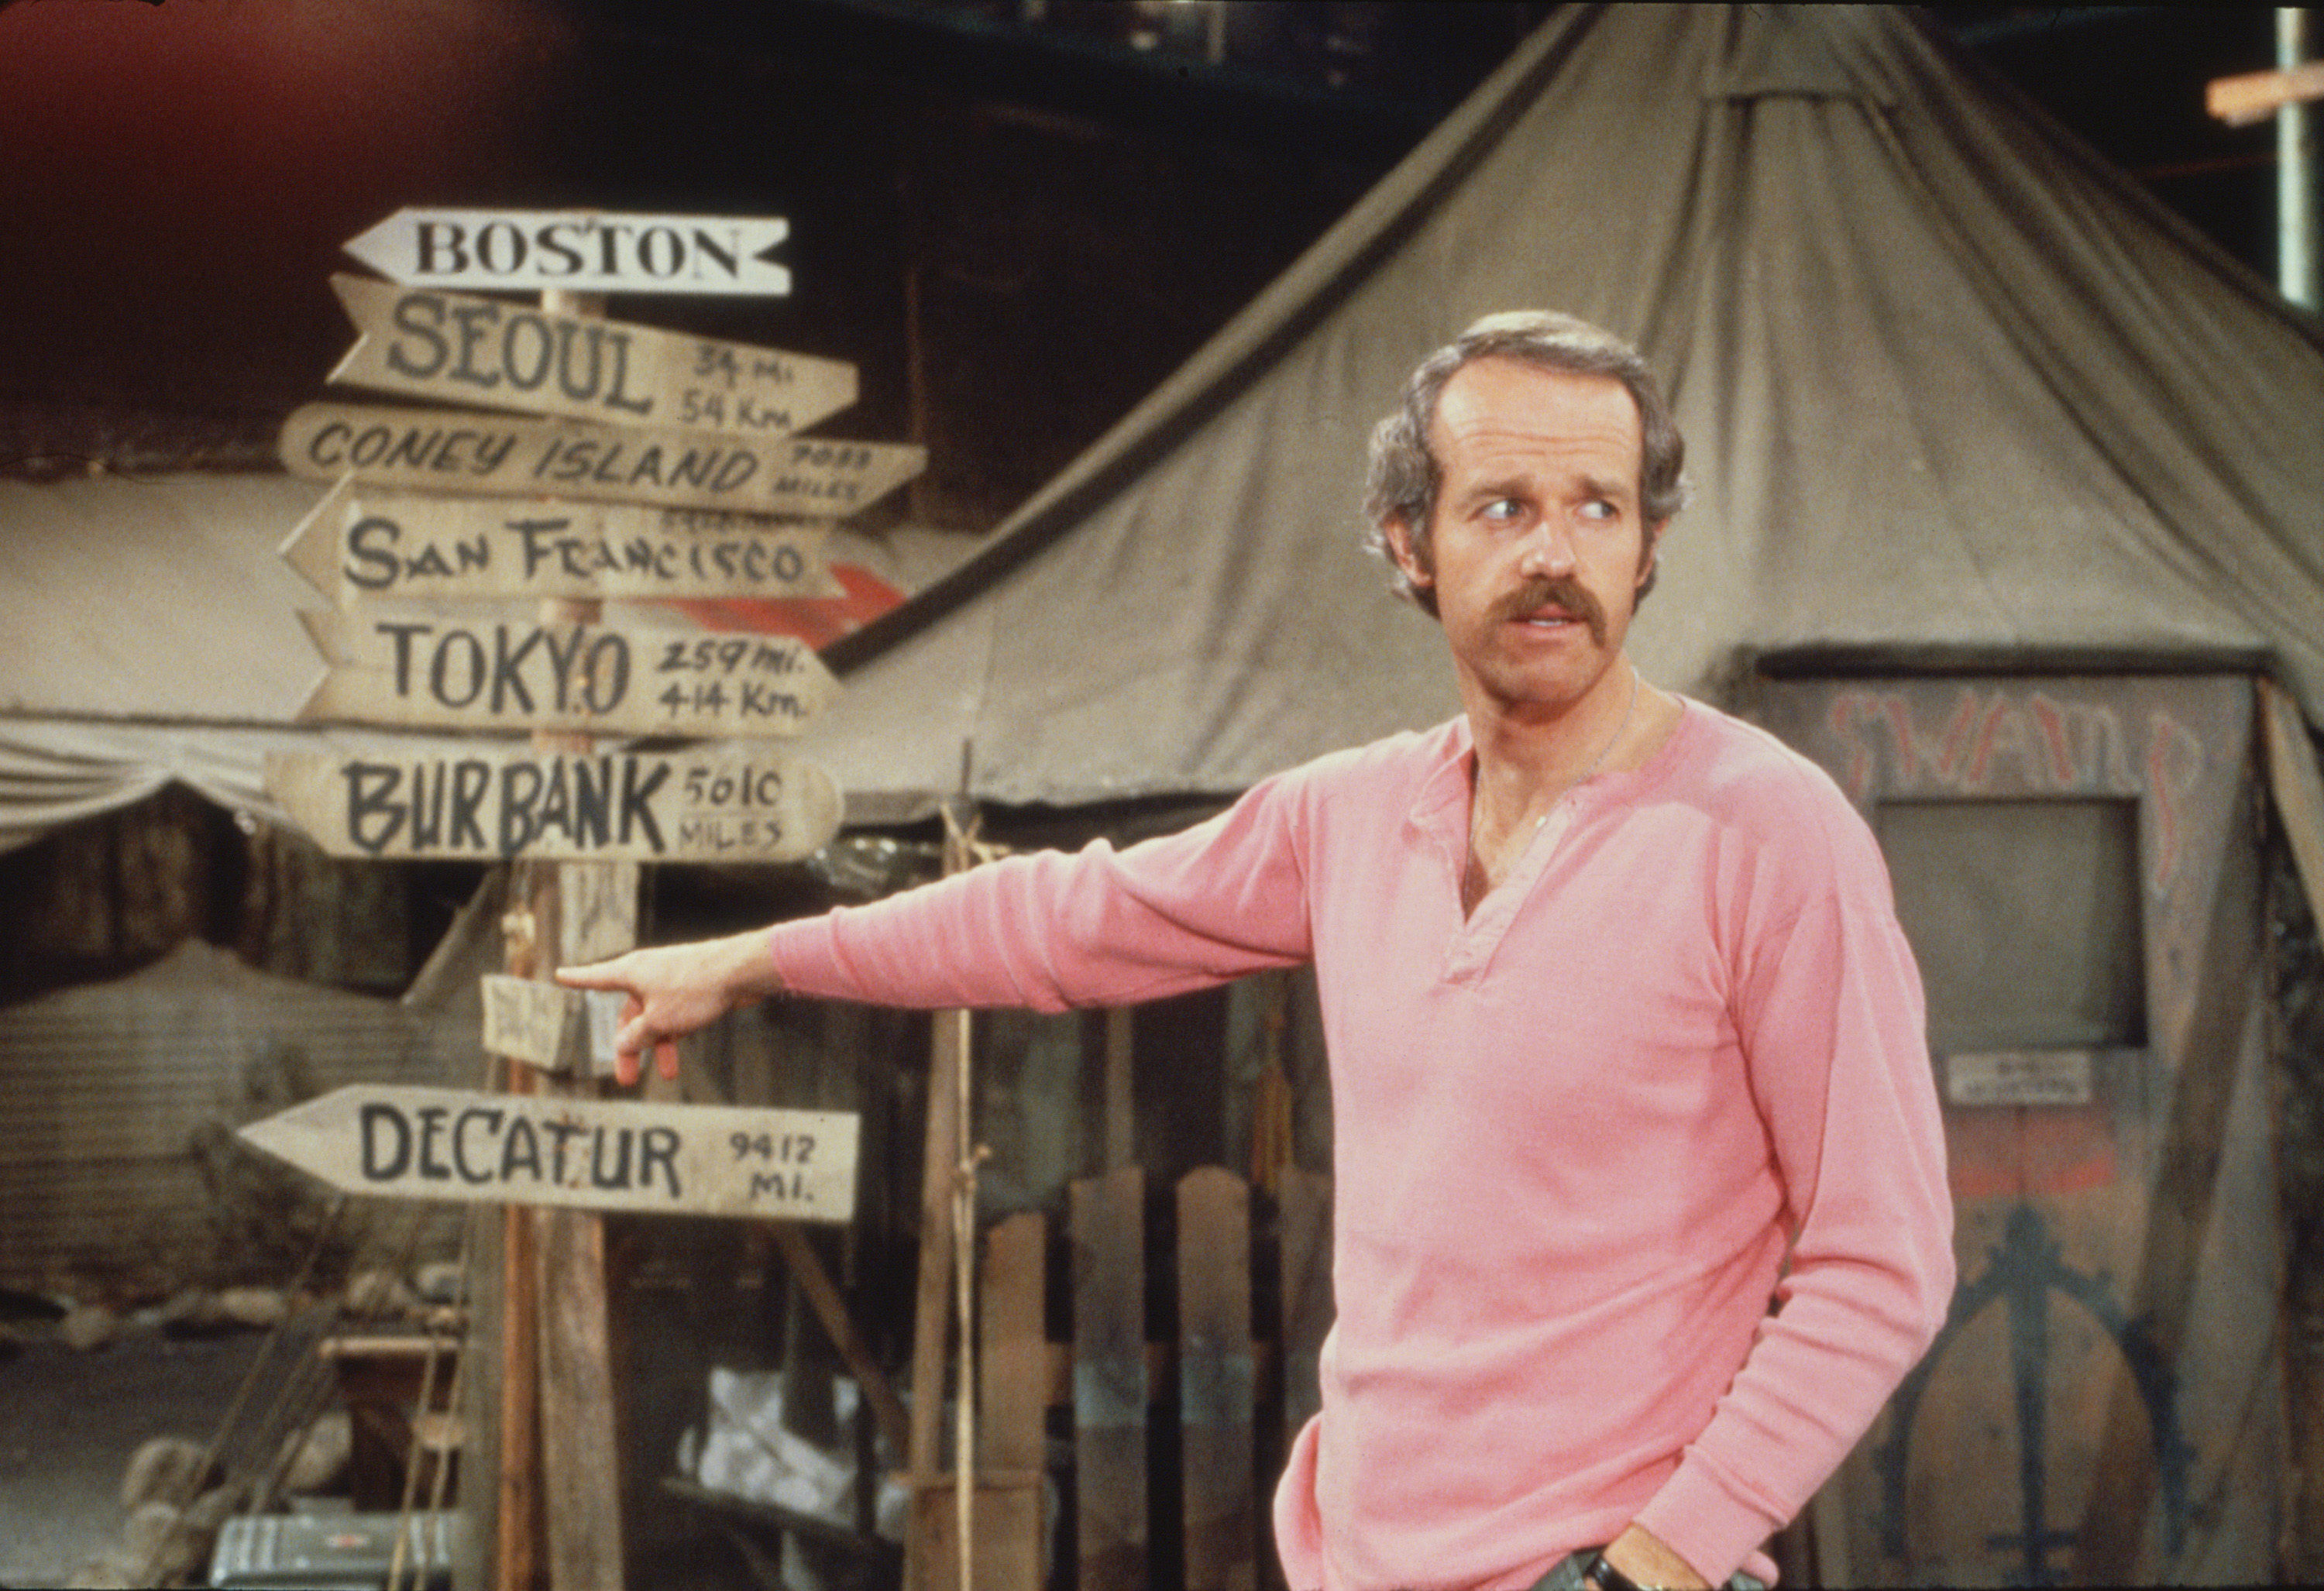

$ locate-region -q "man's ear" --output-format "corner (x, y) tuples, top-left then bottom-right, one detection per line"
(1386, 516), (1432, 592)
(1636, 520), (1667, 588)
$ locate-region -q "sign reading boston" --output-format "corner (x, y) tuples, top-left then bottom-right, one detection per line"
(280, 402), (923, 518)
(344, 208), (793, 296)
(239, 1084), (858, 1222)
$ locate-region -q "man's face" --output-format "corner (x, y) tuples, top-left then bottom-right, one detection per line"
(1387, 357), (1662, 723)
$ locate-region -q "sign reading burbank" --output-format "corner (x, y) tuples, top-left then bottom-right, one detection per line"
(239, 1084), (858, 1222)
(283, 479), (839, 604)
(343, 208), (792, 296)
(279, 402), (924, 519)
(327, 275), (856, 437)
(266, 745), (842, 862)
(295, 603), (838, 737)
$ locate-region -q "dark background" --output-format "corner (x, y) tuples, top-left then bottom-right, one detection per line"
(0, 3), (2296, 532)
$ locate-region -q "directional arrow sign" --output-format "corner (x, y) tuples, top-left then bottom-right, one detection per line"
(344, 208), (792, 296)
(283, 479), (841, 605)
(280, 402), (924, 519)
(239, 1084), (858, 1221)
(326, 275), (855, 436)
(266, 744), (844, 862)
(294, 603), (840, 738)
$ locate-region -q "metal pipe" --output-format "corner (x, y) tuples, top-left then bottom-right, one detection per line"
(2281, 8), (2318, 306)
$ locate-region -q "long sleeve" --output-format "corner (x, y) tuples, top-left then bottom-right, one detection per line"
(1632, 798), (1956, 1583)
(766, 768), (1316, 1012)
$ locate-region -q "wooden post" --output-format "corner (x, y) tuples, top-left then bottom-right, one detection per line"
(904, 810), (978, 1591)
(1180, 1169), (1255, 1591)
(1071, 1163), (1147, 1591)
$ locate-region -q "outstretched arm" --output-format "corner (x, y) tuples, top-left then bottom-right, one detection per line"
(555, 930), (786, 1085)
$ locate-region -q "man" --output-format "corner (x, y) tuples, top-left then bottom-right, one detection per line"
(561, 311), (1954, 1591)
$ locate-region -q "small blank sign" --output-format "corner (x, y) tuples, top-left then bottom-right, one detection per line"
(1944, 1050), (2095, 1108)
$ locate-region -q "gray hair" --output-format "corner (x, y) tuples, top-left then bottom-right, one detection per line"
(1363, 310), (1689, 617)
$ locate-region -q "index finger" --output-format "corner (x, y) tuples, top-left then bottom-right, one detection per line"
(554, 960), (627, 991)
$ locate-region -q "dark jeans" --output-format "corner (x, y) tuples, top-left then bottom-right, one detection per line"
(1528, 1550), (1768, 1591)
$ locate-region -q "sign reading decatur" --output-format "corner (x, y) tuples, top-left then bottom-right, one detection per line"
(240, 1084), (858, 1222)
(326, 275), (856, 437)
(344, 208), (793, 296)
(280, 402), (924, 519)
(283, 479), (839, 605)
(266, 744), (842, 863)
(295, 603), (838, 738)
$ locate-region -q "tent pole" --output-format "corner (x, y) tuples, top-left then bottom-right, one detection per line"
(2283, 9), (2319, 307)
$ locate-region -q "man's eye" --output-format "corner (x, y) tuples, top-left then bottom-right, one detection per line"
(1578, 499), (1617, 521)
(1481, 498), (1523, 522)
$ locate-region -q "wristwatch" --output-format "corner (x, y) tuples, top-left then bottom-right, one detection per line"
(1583, 1550), (1673, 1591)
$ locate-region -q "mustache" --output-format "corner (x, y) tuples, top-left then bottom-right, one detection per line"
(1491, 576), (1607, 647)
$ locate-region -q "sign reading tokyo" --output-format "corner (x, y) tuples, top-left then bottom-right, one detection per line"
(296, 605), (839, 737)
(344, 208), (792, 296)
(266, 745), (843, 863)
(280, 403), (924, 519)
(327, 276), (856, 437)
(239, 1084), (858, 1222)
(284, 480), (839, 605)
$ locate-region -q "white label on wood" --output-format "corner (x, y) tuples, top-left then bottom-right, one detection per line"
(283, 479), (841, 605)
(1944, 1050), (2095, 1108)
(279, 402), (923, 518)
(266, 745), (843, 861)
(294, 605), (838, 737)
(239, 1084), (857, 1221)
(482, 974), (581, 1071)
(326, 275), (854, 437)
(344, 208), (792, 295)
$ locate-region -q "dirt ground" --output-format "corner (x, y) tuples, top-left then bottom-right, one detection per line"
(0, 1323), (272, 1588)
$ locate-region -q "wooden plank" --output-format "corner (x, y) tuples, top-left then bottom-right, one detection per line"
(538, 1196), (621, 1591)
(765, 1221), (913, 1465)
(270, 744), (841, 864)
(972, 1212), (1048, 1591)
(1071, 1166), (1146, 1591)
(903, 997), (969, 1591)
(328, 274), (854, 435)
(1179, 1169), (1254, 1591)
(238, 1083), (858, 1222)
(284, 478), (840, 606)
(1103, 1008), (1133, 1172)
(294, 603), (838, 739)
(2262, 677), (2324, 940)
(280, 400), (923, 517)
(2208, 60), (2324, 125)
(1276, 1170), (1332, 1447)
(344, 208), (793, 295)
(481, 973), (583, 1073)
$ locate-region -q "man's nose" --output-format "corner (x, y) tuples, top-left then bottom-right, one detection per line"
(1516, 518), (1577, 576)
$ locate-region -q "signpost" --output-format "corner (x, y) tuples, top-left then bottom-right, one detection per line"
(294, 604), (839, 738)
(327, 276), (856, 436)
(267, 745), (842, 863)
(279, 401), (925, 517)
(239, 1084), (858, 1222)
(255, 209), (909, 1591)
(343, 208), (794, 296)
(282, 480), (838, 606)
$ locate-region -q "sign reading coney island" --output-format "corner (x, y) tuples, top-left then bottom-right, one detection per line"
(295, 604), (838, 737)
(283, 479), (840, 605)
(279, 402), (925, 518)
(343, 208), (793, 296)
(266, 744), (842, 862)
(240, 1084), (858, 1221)
(326, 275), (857, 437)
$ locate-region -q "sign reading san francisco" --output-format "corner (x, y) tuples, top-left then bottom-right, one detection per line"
(284, 479), (839, 604)
(267, 744), (840, 862)
(327, 275), (856, 437)
(240, 1085), (858, 1221)
(296, 604), (838, 737)
(280, 401), (924, 518)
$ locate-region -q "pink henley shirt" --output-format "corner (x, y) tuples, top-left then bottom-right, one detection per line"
(766, 701), (1954, 1590)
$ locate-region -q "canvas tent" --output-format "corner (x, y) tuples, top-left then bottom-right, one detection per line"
(785, 2), (2324, 816)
